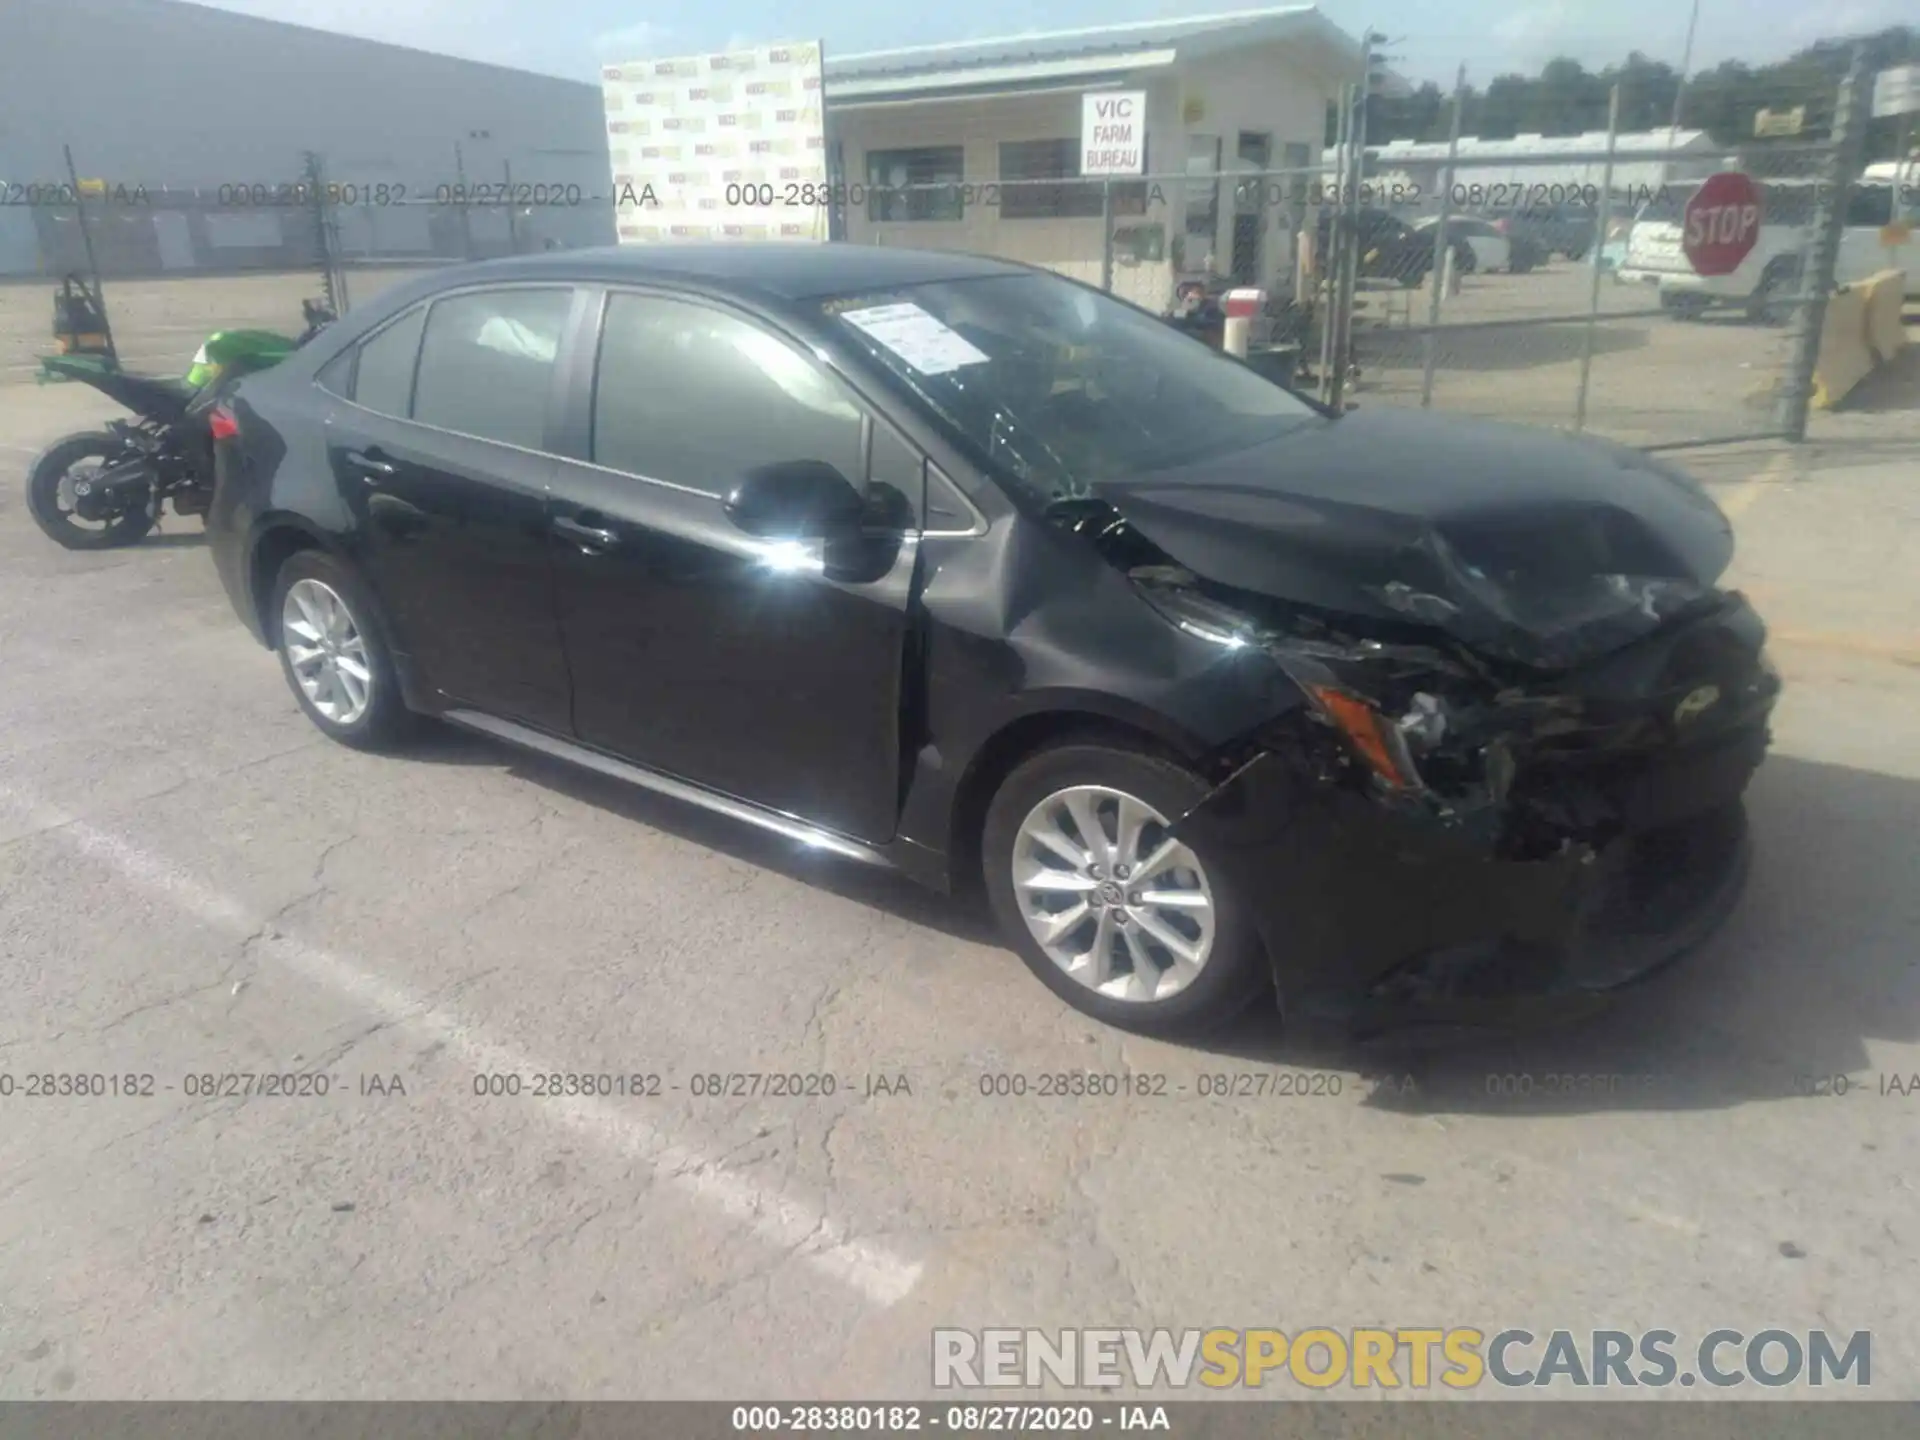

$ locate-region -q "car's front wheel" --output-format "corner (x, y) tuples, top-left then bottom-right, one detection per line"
(271, 550), (414, 751)
(982, 742), (1269, 1034)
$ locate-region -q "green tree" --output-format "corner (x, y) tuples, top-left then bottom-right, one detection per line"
(1370, 25), (1919, 158)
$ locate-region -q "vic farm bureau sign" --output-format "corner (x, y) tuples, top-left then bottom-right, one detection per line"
(1081, 91), (1146, 177)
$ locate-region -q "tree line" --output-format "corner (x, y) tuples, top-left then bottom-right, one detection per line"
(1367, 26), (1917, 158)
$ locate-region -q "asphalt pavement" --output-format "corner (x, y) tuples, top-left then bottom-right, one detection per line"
(1, 377), (1917, 1402)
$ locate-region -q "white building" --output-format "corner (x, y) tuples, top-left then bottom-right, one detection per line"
(1366, 129), (1725, 205)
(822, 6), (1364, 308)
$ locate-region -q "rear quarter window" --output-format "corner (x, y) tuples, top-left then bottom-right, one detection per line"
(350, 305), (429, 418)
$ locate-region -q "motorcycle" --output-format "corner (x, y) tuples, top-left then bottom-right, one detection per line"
(26, 298), (335, 550)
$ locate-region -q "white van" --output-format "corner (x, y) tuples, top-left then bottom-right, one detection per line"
(1618, 171), (1920, 321)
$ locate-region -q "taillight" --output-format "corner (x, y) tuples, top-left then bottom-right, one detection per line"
(208, 406), (239, 441)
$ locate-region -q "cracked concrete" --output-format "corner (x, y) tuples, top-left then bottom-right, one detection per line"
(2, 378), (1919, 1402)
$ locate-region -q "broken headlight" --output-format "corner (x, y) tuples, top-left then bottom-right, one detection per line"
(1133, 569), (1463, 793)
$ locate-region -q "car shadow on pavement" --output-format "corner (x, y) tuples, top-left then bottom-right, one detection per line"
(1188, 752), (1920, 1116)
(402, 725), (1920, 1110)
(400, 720), (1003, 947)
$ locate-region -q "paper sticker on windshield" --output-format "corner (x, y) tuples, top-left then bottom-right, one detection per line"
(839, 302), (987, 375)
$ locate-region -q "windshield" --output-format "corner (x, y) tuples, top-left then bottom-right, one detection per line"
(818, 272), (1318, 506)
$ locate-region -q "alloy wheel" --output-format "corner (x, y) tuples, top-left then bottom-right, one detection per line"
(1011, 784), (1217, 1003)
(282, 578), (374, 726)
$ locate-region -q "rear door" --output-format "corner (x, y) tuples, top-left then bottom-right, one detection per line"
(1625, 184), (1695, 276)
(544, 286), (924, 843)
(323, 284), (579, 732)
(1837, 183), (1918, 289)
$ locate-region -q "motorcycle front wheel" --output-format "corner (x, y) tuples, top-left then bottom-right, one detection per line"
(26, 432), (157, 550)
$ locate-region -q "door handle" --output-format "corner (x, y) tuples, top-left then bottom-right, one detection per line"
(552, 514), (620, 552)
(344, 448), (396, 478)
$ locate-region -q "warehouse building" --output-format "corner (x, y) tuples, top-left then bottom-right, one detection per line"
(0, 0), (614, 276)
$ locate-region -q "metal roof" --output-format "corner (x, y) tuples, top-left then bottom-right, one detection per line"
(1370, 129), (1717, 160)
(824, 6), (1362, 98)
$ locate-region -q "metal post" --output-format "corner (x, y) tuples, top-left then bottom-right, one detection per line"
(1668, 0), (1701, 138)
(504, 160), (521, 254)
(1573, 84), (1623, 433)
(1775, 48), (1870, 443)
(1100, 175), (1115, 291)
(1327, 46), (1372, 414)
(454, 142), (475, 259)
(1419, 66), (1467, 408)
(62, 145), (117, 366)
(304, 151), (348, 317)
(1316, 85), (1352, 403)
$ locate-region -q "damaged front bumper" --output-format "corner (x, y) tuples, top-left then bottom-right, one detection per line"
(1171, 596), (1778, 1042)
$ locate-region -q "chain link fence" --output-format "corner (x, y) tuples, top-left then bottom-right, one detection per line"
(7, 55), (1904, 458)
(828, 59), (1896, 453)
(1, 149), (615, 384)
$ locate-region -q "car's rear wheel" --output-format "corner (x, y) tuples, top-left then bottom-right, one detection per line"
(982, 742), (1268, 1034)
(271, 550), (413, 751)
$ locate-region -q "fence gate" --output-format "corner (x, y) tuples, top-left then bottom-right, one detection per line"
(1308, 56), (1874, 453)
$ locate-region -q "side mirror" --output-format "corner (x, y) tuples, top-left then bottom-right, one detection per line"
(723, 460), (866, 539)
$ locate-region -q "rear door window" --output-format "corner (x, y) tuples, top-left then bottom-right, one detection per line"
(412, 288), (573, 449)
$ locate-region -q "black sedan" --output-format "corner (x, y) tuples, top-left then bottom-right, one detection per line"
(206, 244), (1777, 1040)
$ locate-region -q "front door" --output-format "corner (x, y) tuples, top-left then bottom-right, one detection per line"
(547, 289), (921, 844)
(324, 285), (577, 732)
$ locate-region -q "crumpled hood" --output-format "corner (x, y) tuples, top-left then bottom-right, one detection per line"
(1090, 408), (1735, 670)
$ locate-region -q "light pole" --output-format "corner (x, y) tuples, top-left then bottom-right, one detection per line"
(1669, 0), (1701, 138)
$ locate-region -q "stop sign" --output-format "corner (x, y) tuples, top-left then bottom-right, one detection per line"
(1683, 172), (1765, 277)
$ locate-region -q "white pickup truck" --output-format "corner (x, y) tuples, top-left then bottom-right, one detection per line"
(1617, 164), (1919, 321)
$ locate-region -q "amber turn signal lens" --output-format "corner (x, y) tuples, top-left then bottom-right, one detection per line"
(1310, 686), (1412, 789)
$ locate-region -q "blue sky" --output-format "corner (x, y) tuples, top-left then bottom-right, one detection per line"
(201, 0), (1911, 87)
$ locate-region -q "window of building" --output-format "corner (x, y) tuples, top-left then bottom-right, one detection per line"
(346, 305), (428, 418)
(867, 147), (965, 222)
(412, 288), (572, 449)
(592, 292), (865, 496)
(999, 138), (1150, 220)
(1000, 139), (1102, 219)
(1184, 135), (1223, 266)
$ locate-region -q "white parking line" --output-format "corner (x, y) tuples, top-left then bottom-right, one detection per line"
(0, 783), (924, 1309)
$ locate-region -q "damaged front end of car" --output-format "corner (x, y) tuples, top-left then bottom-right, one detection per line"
(1059, 497), (1780, 1040)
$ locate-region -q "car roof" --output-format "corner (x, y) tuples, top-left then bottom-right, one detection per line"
(407, 242), (1030, 303)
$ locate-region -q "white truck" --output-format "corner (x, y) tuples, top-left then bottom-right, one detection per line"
(1617, 164), (1919, 321)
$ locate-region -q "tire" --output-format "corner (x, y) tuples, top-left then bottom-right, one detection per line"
(26, 432), (156, 550)
(982, 742), (1269, 1035)
(1747, 262), (1800, 327)
(270, 550), (415, 751)
(1661, 291), (1709, 322)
